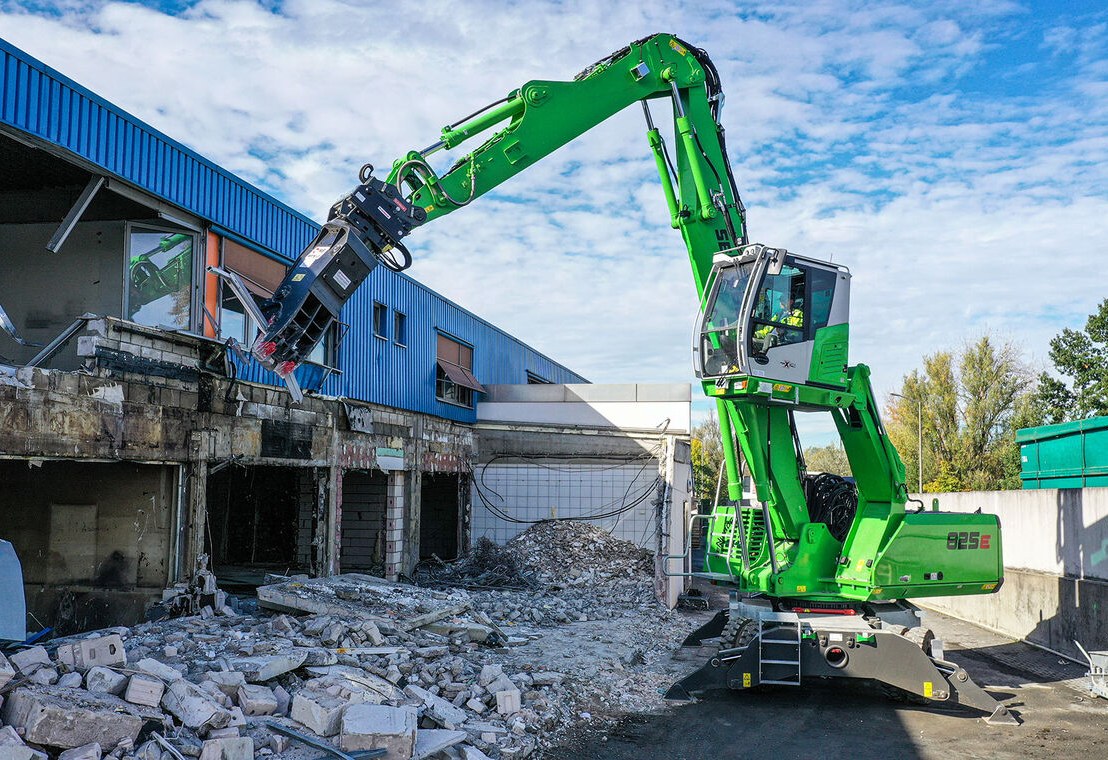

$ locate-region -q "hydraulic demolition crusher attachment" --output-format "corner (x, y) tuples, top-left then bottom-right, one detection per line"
(666, 594), (1019, 726)
(249, 167), (426, 380)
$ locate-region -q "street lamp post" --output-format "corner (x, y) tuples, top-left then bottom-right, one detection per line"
(890, 393), (923, 494)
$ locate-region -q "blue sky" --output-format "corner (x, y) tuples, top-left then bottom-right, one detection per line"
(1, 0), (1105, 442)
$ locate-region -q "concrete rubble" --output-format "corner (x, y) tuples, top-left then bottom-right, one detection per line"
(0, 522), (694, 759)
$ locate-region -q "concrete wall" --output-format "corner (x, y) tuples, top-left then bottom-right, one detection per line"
(479, 383), (691, 434)
(472, 384), (693, 550)
(919, 488), (1108, 657)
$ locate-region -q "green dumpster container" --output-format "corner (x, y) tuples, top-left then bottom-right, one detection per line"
(1017, 416), (1108, 489)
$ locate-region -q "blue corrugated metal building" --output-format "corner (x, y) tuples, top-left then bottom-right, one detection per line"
(0, 36), (585, 423)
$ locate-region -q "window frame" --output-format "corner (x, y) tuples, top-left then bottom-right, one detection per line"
(435, 332), (483, 409)
(394, 311), (407, 347)
(373, 301), (388, 340)
(123, 222), (201, 333)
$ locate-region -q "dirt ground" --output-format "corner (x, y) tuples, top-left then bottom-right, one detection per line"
(540, 606), (1108, 760)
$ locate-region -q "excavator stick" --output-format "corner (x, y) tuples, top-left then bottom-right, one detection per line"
(251, 171), (425, 379)
(666, 600), (1018, 726)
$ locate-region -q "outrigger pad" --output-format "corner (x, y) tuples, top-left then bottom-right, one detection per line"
(680, 610), (728, 647)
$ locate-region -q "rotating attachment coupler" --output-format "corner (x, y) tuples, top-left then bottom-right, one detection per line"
(252, 171), (427, 377)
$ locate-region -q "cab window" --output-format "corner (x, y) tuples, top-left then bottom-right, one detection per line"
(750, 265), (805, 355)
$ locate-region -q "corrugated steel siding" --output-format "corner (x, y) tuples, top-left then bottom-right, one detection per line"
(1, 38), (585, 421)
(0, 37), (316, 260)
(235, 266), (587, 422)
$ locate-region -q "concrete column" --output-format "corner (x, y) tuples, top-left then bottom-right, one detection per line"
(655, 435), (692, 609)
(183, 430), (210, 578)
(326, 467), (343, 577)
(385, 471), (406, 581)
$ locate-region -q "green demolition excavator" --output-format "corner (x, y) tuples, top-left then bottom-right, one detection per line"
(233, 33), (1014, 724)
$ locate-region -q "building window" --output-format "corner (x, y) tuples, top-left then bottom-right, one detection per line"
(526, 371), (552, 384)
(218, 237), (288, 344)
(125, 225), (196, 330)
(436, 333), (485, 408)
(394, 311), (407, 346)
(373, 302), (387, 339)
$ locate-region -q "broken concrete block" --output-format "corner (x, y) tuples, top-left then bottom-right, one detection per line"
(477, 665), (503, 688)
(236, 684), (277, 716)
(460, 745), (494, 760)
(465, 698), (486, 714)
(404, 685), (467, 728)
(484, 674), (515, 696)
(339, 704), (417, 758)
(494, 689), (521, 716)
(0, 726), (45, 760)
(8, 647), (50, 675)
(197, 737), (253, 760)
(28, 667), (59, 686)
(1, 687), (143, 749)
(124, 675), (165, 708)
(136, 658), (183, 682)
(205, 728), (239, 740)
(204, 671), (246, 698)
(0, 654), (15, 690)
(413, 729), (466, 760)
(227, 706), (246, 728)
(529, 672), (564, 686)
(272, 685), (291, 716)
(161, 680), (233, 732)
(0, 748), (47, 760)
(228, 651), (307, 683)
(55, 636), (127, 671)
(57, 672), (83, 689)
(289, 690), (348, 737)
(57, 743), (101, 760)
(269, 735), (290, 754)
(85, 667), (128, 696)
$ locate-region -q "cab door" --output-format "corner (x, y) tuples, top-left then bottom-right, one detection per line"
(741, 254), (849, 387)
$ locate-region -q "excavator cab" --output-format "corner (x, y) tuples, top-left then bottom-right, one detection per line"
(694, 244), (851, 388)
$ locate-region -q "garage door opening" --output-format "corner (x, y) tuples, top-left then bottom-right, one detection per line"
(205, 465), (317, 585)
(340, 471), (388, 574)
(420, 473), (463, 560)
(0, 460), (175, 634)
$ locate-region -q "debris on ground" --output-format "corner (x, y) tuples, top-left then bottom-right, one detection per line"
(0, 527), (695, 760)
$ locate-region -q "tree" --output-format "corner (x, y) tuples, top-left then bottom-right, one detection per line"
(804, 443), (852, 477)
(886, 335), (1035, 492)
(691, 414), (723, 503)
(1034, 298), (1108, 423)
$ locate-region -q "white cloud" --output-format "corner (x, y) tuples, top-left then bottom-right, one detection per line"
(1, 0), (1106, 429)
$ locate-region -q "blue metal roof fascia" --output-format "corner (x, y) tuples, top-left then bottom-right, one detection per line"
(0, 36), (318, 259)
(384, 267), (590, 384)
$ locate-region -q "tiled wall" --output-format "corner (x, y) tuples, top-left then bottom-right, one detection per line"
(470, 462), (661, 548)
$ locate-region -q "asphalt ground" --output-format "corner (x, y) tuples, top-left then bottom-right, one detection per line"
(542, 607), (1108, 760)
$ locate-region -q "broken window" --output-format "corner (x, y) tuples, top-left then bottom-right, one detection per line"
(436, 333), (485, 408)
(126, 225), (196, 330)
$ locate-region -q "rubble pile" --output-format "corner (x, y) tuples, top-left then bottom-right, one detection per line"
(0, 553), (694, 760)
(503, 522), (653, 585)
(416, 539), (535, 591)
